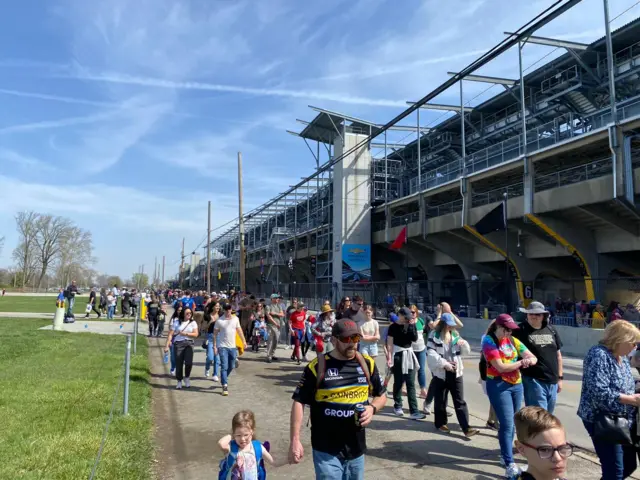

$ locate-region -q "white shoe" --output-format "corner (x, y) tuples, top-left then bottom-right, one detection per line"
(394, 407), (404, 416)
(184, 378), (191, 388)
(204, 369), (210, 378)
(176, 380), (182, 390)
(423, 401), (432, 415)
(303, 355), (308, 362)
(212, 375), (219, 382)
(505, 463), (521, 479)
(170, 369), (175, 376)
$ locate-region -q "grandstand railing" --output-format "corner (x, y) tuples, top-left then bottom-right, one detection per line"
(398, 95), (640, 202)
(472, 183), (524, 208)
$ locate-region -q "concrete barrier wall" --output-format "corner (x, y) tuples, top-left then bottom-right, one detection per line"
(457, 317), (603, 358)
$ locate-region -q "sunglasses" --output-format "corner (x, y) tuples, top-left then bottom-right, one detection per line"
(520, 442), (574, 460)
(338, 334), (361, 344)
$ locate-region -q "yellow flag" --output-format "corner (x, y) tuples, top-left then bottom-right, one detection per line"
(217, 271), (221, 280)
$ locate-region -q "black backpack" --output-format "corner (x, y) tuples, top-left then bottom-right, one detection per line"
(479, 332), (499, 381)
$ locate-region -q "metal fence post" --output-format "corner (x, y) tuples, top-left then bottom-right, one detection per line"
(123, 334), (131, 415)
(134, 300), (139, 355)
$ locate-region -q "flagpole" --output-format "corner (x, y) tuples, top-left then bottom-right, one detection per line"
(503, 192), (511, 314)
(405, 217), (409, 306)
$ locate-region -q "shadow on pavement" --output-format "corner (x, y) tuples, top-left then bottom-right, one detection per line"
(367, 438), (500, 477)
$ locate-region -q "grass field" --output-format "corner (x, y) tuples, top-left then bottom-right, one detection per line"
(0, 295), (130, 316)
(0, 318), (153, 480)
(0, 295), (94, 313)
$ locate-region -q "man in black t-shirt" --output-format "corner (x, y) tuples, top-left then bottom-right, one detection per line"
(289, 319), (386, 479)
(86, 287), (101, 318)
(513, 301), (563, 414)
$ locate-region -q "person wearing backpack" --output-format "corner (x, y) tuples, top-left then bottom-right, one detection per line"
(218, 410), (273, 480)
(482, 314), (538, 479)
(288, 319), (387, 479)
(512, 301), (564, 414)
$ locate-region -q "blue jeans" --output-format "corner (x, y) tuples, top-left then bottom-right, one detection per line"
(205, 333), (220, 377)
(66, 296), (75, 316)
(219, 347), (238, 386)
(107, 305), (115, 319)
(312, 450), (365, 480)
(170, 343), (176, 371)
(415, 348), (427, 390)
(583, 420), (637, 480)
(486, 379), (523, 465)
(522, 376), (558, 413)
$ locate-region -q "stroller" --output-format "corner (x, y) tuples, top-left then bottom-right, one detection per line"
(250, 318), (268, 352)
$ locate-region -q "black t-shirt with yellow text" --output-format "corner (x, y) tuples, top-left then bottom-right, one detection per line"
(292, 353), (385, 459)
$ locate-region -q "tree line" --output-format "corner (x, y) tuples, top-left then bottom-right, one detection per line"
(0, 211), (154, 291)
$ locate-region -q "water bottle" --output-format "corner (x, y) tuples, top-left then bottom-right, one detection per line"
(163, 351), (169, 364)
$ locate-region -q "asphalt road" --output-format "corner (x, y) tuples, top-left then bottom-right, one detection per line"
(148, 338), (625, 480)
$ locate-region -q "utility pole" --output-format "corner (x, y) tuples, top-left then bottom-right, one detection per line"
(141, 264), (145, 289)
(207, 201), (212, 294)
(237, 152), (246, 292)
(179, 238), (185, 289)
(153, 257), (157, 286)
(162, 256), (165, 285)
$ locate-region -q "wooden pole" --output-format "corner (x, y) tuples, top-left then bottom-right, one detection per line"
(162, 256), (165, 285)
(237, 152), (246, 292)
(207, 201), (212, 293)
(179, 238), (185, 288)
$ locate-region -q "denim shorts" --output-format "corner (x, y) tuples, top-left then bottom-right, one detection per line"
(359, 342), (378, 357)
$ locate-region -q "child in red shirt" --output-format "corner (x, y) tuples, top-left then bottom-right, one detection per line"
(289, 303), (307, 365)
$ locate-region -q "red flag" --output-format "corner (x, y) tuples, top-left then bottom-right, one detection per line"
(389, 226), (407, 250)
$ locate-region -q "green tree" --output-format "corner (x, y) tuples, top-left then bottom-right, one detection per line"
(106, 275), (123, 288)
(132, 273), (149, 289)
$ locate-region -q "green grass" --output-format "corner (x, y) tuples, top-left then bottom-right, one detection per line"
(0, 318), (153, 480)
(0, 295), (96, 313)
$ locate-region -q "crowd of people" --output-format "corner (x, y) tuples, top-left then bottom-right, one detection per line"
(61, 283), (640, 479)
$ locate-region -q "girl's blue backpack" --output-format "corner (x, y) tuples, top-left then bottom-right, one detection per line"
(218, 440), (266, 480)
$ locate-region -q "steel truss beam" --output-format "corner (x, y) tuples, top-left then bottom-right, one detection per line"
(308, 105), (431, 133)
(506, 32), (588, 50)
(406, 102), (474, 113)
(447, 72), (516, 86)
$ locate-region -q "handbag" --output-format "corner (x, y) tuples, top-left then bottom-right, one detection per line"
(593, 412), (632, 445)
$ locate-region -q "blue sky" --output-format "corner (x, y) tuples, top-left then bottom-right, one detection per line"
(0, 0), (637, 280)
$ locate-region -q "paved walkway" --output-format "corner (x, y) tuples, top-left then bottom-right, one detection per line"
(148, 336), (623, 480)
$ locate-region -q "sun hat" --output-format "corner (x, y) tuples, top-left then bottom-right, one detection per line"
(519, 301), (548, 315)
(320, 304), (335, 314)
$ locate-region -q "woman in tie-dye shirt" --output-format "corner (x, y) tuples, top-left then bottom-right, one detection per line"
(482, 314), (538, 480)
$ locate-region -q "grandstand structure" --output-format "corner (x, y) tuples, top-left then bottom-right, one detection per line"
(198, 1), (640, 310)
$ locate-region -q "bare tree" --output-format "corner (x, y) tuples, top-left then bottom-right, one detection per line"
(13, 211), (40, 287)
(33, 215), (73, 290)
(57, 227), (94, 286)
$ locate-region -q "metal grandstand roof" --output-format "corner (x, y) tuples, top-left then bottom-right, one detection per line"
(385, 17), (640, 168)
(210, 0), (592, 251)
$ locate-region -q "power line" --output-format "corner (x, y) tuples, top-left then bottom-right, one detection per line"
(611, 0), (640, 22)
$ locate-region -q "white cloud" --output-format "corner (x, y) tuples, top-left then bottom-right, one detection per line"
(0, 148), (46, 168)
(0, 88), (114, 108)
(0, 174), (207, 233)
(0, 109), (117, 135)
(63, 69), (409, 107)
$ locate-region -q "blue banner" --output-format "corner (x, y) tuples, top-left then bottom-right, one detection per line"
(342, 244), (371, 283)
